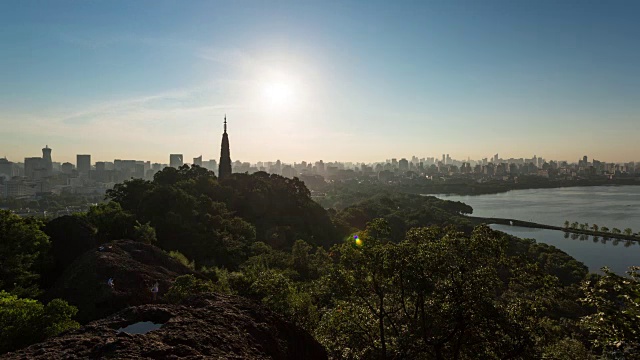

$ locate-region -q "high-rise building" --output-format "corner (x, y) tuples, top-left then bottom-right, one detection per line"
(95, 162), (106, 173)
(218, 115), (232, 179)
(42, 145), (52, 175)
(399, 158), (409, 172)
(61, 162), (74, 174)
(170, 154), (183, 169)
(77, 155), (91, 176)
(0, 158), (15, 179)
(193, 155), (203, 167)
(24, 157), (43, 179)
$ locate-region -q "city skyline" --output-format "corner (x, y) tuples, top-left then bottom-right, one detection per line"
(1, 140), (631, 168)
(2, 1), (640, 163)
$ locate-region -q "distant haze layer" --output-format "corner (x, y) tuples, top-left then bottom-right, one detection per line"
(1, 1), (639, 163)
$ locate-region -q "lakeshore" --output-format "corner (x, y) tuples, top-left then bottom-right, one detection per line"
(469, 216), (640, 242)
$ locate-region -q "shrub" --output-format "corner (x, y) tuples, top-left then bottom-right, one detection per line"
(164, 275), (215, 303)
(0, 291), (79, 354)
(168, 250), (195, 270)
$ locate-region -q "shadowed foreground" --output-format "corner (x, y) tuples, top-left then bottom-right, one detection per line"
(1, 293), (327, 360)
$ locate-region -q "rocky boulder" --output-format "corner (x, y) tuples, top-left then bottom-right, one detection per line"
(2, 293), (328, 359)
(44, 239), (198, 323)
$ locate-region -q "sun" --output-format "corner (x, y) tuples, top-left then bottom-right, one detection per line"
(262, 81), (295, 109)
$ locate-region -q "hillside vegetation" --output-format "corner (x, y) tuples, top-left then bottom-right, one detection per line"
(1, 165), (638, 358)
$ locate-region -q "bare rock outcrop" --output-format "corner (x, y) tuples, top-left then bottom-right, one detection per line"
(2, 293), (328, 359)
(44, 240), (198, 323)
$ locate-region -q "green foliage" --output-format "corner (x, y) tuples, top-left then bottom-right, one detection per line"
(0, 210), (50, 297)
(315, 300), (377, 359)
(505, 236), (588, 286)
(105, 167), (261, 268)
(168, 250), (195, 270)
(0, 291), (79, 355)
(220, 172), (337, 249)
(133, 221), (157, 244)
(164, 274), (216, 304)
(333, 193), (473, 241)
(542, 338), (596, 360)
(43, 215), (96, 288)
(314, 221), (591, 359)
(624, 228), (633, 236)
(581, 267), (640, 358)
(199, 266), (232, 294)
(245, 268), (320, 329)
(85, 202), (137, 242)
(292, 239), (313, 278)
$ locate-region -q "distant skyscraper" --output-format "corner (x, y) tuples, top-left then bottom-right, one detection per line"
(0, 158), (15, 179)
(95, 162), (106, 173)
(193, 155), (203, 167)
(24, 157), (43, 179)
(42, 145), (52, 175)
(170, 154), (183, 169)
(218, 115), (232, 179)
(399, 158), (409, 172)
(77, 154), (91, 175)
(61, 162), (74, 174)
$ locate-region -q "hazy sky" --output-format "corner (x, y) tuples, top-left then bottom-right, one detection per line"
(1, 0), (639, 164)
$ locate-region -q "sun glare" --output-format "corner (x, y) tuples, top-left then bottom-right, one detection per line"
(263, 81), (294, 108)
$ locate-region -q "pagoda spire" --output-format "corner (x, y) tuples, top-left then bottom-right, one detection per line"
(218, 115), (232, 179)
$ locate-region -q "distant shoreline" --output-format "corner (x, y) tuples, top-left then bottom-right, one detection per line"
(413, 178), (640, 197)
(468, 216), (640, 242)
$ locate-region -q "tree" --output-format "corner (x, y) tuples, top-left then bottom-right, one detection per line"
(133, 221), (157, 244)
(318, 222), (554, 359)
(571, 222), (579, 229)
(600, 226), (610, 233)
(0, 210), (50, 297)
(43, 215), (96, 287)
(581, 267), (640, 358)
(564, 220), (570, 229)
(85, 202), (137, 242)
(0, 291), (79, 354)
(105, 178), (155, 217)
(624, 228), (633, 236)
(591, 224), (599, 232)
(292, 239), (313, 279)
(164, 274), (215, 303)
(611, 228), (622, 235)
(318, 218), (394, 358)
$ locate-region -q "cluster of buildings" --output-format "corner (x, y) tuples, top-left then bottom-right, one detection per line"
(2, 120), (638, 200)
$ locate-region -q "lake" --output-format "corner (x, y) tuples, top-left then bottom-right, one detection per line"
(435, 186), (640, 274)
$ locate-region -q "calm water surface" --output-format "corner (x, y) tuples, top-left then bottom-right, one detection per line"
(491, 225), (638, 274)
(437, 185), (640, 230)
(435, 186), (640, 274)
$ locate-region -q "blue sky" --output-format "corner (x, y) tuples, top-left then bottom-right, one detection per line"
(1, 0), (639, 164)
